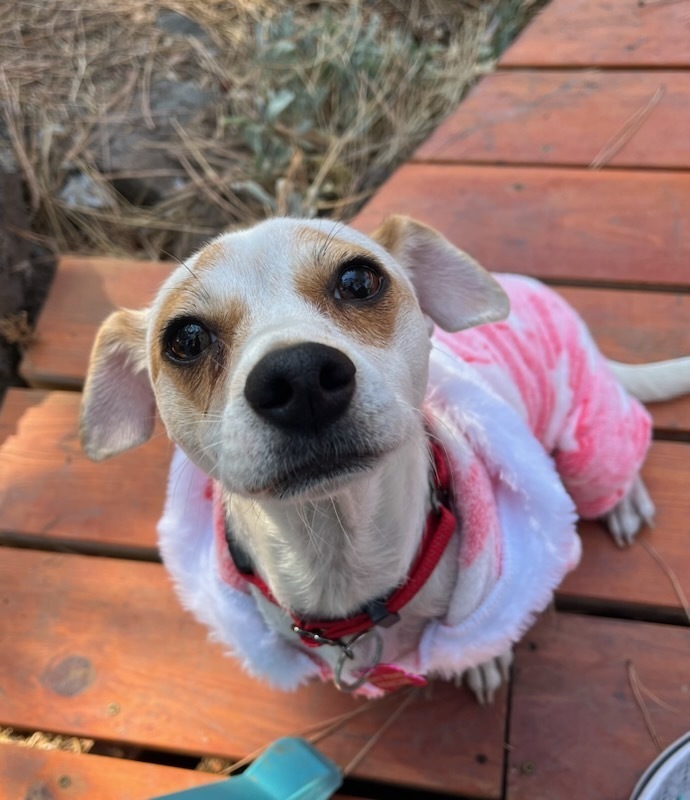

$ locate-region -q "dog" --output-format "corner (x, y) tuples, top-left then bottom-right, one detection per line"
(80, 216), (690, 701)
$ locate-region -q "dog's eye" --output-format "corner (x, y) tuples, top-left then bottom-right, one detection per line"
(165, 320), (213, 363)
(334, 262), (383, 301)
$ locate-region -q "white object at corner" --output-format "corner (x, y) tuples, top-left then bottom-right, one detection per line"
(630, 731), (690, 800)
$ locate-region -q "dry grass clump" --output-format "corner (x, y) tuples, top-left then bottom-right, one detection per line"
(1, 0), (541, 260)
(0, 725), (93, 753)
(0, 310), (34, 347)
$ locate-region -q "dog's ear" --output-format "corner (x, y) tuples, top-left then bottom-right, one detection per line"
(371, 215), (509, 332)
(80, 308), (155, 461)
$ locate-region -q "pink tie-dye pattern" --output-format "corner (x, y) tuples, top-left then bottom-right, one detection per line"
(448, 456), (502, 573)
(434, 275), (651, 520)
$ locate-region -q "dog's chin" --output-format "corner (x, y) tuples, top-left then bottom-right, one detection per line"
(244, 453), (380, 501)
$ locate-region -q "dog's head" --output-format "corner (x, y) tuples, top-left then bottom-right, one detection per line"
(80, 216), (508, 499)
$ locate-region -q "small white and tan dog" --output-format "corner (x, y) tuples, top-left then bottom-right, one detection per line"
(80, 217), (690, 700)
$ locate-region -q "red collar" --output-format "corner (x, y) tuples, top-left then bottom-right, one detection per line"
(225, 443), (456, 649)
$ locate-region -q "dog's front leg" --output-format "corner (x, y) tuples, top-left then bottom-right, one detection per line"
(458, 649), (513, 704)
(604, 475), (655, 547)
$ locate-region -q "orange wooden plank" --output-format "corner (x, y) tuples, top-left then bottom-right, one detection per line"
(500, 0), (690, 68)
(20, 256), (172, 390)
(507, 614), (690, 800)
(0, 387), (44, 446)
(0, 743), (219, 800)
(2, 387), (688, 612)
(416, 71), (690, 169)
(557, 286), (690, 365)
(0, 390), (170, 556)
(353, 165), (690, 287)
(0, 548), (507, 798)
(565, 440), (690, 617)
(0, 743), (361, 800)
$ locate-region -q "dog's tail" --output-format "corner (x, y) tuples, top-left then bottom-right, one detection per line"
(608, 357), (690, 403)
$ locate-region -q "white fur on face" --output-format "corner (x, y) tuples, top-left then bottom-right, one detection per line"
(148, 218), (432, 500)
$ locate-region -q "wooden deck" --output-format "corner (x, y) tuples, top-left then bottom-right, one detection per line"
(2, 0), (690, 797)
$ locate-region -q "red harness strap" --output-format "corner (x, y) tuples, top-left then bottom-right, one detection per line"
(235, 443), (456, 647)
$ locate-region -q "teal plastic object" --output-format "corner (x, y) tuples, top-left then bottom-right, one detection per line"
(151, 737), (342, 800)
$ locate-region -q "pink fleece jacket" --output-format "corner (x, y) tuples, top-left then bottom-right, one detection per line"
(157, 275), (652, 695)
(435, 274), (651, 519)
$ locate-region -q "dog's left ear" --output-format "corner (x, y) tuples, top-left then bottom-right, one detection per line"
(80, 308), (155, 461)
(371, 215), (509, 332)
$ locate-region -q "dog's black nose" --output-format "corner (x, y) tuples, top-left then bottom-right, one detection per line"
(244, 343), (356, 433)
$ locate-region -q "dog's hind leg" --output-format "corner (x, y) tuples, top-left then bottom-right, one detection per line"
(460, 649), (513, 704)
(604, 475), (655, 547)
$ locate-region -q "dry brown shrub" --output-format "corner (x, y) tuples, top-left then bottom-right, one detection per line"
(1, 0), (540, 259)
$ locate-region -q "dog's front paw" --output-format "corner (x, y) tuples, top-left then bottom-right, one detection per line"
(459, 650), (513, 704)
(605, 476), (655, 548)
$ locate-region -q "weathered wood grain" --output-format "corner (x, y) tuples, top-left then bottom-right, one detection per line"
(563, 440), (690, 617)
(0, 547), (507, 798)
(500, 0), (690, 68)
(0, 743), (219, 800)
(507, 614), (690, 799)
(416, 71), (690, 169)
(20, 256), (172, 390)
(353, 165), (690, 288)
(0, 743), (363, 800)
(0, 389), (169, 556)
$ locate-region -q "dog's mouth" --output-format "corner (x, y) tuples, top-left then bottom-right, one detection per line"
(246, 451), (380, 499)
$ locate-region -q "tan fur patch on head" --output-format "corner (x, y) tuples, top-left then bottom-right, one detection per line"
(293, 227), (413, 348)
(151, 273), (248, 414)
(191, 240), (226, 273)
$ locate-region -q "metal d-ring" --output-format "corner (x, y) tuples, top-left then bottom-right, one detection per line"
(333, 629), (383, 693)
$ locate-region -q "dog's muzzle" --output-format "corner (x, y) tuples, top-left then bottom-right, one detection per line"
(244, 343), (356, 434)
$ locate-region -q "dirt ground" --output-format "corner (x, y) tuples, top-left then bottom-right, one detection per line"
(0, 173), (55, 402)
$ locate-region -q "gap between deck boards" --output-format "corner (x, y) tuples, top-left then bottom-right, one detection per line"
(412, 161), (690, 177)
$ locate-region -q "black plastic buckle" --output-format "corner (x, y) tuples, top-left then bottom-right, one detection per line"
(364, 599), (400, 629)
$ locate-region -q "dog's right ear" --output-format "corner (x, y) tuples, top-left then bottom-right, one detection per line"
(80, 308), (155, 461)
(371, 215), (509, 332)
